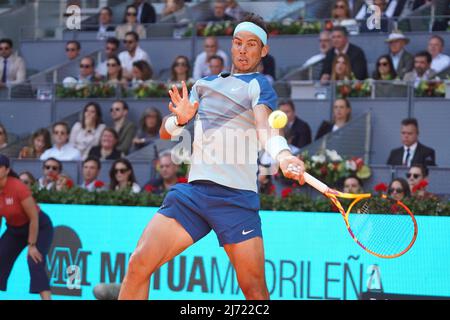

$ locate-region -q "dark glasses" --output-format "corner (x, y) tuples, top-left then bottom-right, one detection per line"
(175, 62), (187, 67)
(80, 64), (92, 68)
(388, 188), (404, 193)
(45, 165), (59, 171)
(110, 107), (122, 112)
(406, 173), (421, 179)
(114, 168), (129, 174)
(0, 46), (11, 51)
(127, 12), (137, 16)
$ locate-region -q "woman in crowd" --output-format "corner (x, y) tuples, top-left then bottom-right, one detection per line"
(331, 53), (354, 81)
(19, 128), (52, 159)
(331, 0), (358, 30)
(19, 171), (36, 189)
(168, 55), (193, 84)
(388, 178), (411, 201)
(69, 102), (106, 160)
(407, 164), (438, 200)
(88, 127), (122, 161)
(373, 55), (398, 80)
(105, 56), (128, 87)
(132, 107), (162, 151)
(0, 155), (54, 300)
(315, 98), (352, 140)
(115, 5), (147, 40)
(109, 158), (141, 193)
(131, 60), (153, 87)
(0, 124), (8, 150)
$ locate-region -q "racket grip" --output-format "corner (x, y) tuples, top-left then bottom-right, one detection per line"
(303, 172), (329, 194)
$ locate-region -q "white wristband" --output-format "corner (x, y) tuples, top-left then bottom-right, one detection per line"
(165, 116), (185, 136)
(265, 135), (290, 160)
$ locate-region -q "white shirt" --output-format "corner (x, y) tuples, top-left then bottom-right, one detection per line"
(38, 177), (54, 190)
(0, 52), (26, 85)
(96, 60), (108, 77)
(431, 53), (450, 74)
(81, 180), (106, 192)
(192, 50), (229, 80)
(115, 182), (141, 194)
(40, 143), (82, 161)
(118, 46), (151, 73)
(69, 122), (106, 160)
(403, 142), (417, 167)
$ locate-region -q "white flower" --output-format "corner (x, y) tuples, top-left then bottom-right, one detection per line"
(345, 160), (357, 171)
(311, 154), (326, 164)
(326, 149), (343, 162)
(62, 77), (77, 89)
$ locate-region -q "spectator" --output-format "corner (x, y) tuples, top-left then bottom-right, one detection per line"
(96, 37), (120, 77)
(40, 122), (82, 161)
(38, 158), (62, 190)
(321, 26), (368, 81)
(342, 175), (364, 194)
(19, 128), (52, 159)
(105, 56), (128, 87)
(0, 124), (8, 150)
(86, 6), (116, 40)
(109, 158), (141, 193)
(132, 107), (162, 151)
(315, 98), (352, 140)
(143, 152), (179, 194)
(225, 0), (246, 21)
(405, 164), (435, 199)
(69, 102), (107, 160)
(331, 0), (358, 31)
(0, 38), (26, 88)
(267, 0), (304, 21)
(118, 31), (151, 80)
(278, 99), (312, 149)
(116, 5), (147, 40)
(388, 178), (410, 201)
(78, 56), (101, 84)
(385, 30), (413, 79)
(387, 118), (436, 167)
(81, 157), (106, 191)
(303, 30), (332, 68)
(168, 55), (193, 84)
(65, 40), (81, 61)
(110, 100), (137, 155)
(131, 60), (153, 87)
(372, 54), (398, 80)
(19, 171), (36, 189)
(208, 55), (225, 76)
(193, 36), (229, 80)
(208, 0), (235, 22)
(358, 0), (389, 33)
(55, 174), (74, 192)
(427, 35), (450, 74)
(331, 53), (354, 80)
(162, 0), (186, 17)
(403, 51), (439, 88)
(133, 0), (156, 24)
(88, 127), (123, 160)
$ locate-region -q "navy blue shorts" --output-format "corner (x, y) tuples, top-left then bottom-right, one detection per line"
(158, 181), (262, 246)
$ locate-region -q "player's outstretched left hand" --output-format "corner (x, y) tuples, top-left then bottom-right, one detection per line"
(168, 81), (199, 125)
(279, 155), (305, 185)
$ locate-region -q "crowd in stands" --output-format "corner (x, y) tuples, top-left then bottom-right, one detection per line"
(0, 0), (448, 202)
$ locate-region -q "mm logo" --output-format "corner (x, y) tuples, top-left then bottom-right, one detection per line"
(46, 226), (91, 296)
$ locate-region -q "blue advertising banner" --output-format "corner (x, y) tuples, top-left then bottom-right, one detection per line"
(0, 204), (449, 300)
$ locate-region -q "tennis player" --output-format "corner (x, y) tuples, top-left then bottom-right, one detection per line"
(119, 14), (305, 300)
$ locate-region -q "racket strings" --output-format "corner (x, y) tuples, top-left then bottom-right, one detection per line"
(346, 198), (416, 257)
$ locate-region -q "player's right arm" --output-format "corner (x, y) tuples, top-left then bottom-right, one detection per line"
(159, 81), (199, 140)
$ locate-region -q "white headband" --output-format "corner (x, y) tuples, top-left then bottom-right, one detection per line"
(233, 22), (267, 46)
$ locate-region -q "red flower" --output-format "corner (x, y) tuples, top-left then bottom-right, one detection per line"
(144, 185), (154, 193)
(374, 183), (388, 193)
(325, 20), (334, 30)
(94, 180), (105, 188)
(177, 176), (188, 183)
(281, 187), (293, 198)
(65, 179), (74, 189)
(353, 157), (364, 170)
(269, 184), (276, 195)
(412, 180), (428, 193)
(320, 166), (328, 176)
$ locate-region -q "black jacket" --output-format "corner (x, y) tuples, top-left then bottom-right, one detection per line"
(321, 43), (368, 80)
(285, 117), (312, 149)
(136, 2), (156, 24)
(387, 142), (436, 167)
(315, 121), (334, 141)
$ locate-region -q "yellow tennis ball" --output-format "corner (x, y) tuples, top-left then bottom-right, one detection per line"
(268, 110), (288, 129)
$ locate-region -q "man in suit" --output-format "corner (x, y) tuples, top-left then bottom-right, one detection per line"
(403, 51), (439, 88)
(320, 26), (368, 81)
(387, 118), (436, 167)
(133, 0), (156, 24)
(278, 99), (312, 149)
(385, 30), (413, 79)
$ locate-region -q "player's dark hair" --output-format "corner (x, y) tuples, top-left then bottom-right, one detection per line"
(401, 118), (419, 132)
(415, 51), (432, 64)
(278, 99), (296, 112)
(240, 13), (268, 36)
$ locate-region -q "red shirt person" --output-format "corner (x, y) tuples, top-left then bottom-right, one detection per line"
(0, 155), (54, 299)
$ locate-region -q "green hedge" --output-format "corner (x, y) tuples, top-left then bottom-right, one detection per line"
(33, 187), (450, 216)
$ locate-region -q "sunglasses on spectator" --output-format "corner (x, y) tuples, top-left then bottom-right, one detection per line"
(114, 168), (129, 174)
(80, 64), (92, 68)
(110, 107), (122, 112)
(175, 62), (187, 67)
(0, 46), (11, 51)
(53, 130), (67, 135)
(127, 11), (137, 16)
(45, 165), (59, 171)
(406, 173), (421, 179)
(388, 188), (404, 193)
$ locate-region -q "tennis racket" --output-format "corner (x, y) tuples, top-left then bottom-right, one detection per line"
(302, 172), (418, 259)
